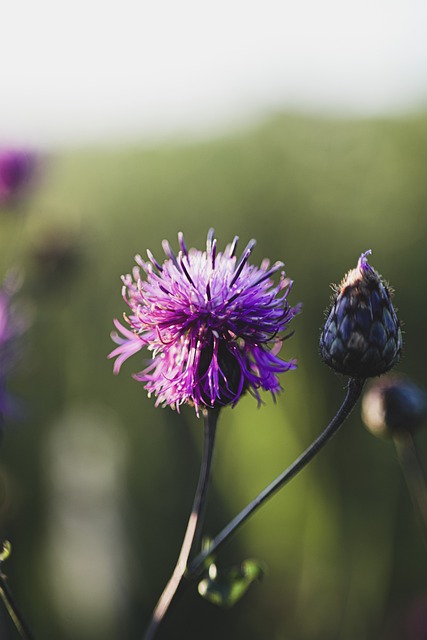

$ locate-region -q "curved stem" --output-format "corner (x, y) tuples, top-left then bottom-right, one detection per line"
(0, 572), (36, 640)
(143, 408), (219, 640)
(189, 377), (365, 576)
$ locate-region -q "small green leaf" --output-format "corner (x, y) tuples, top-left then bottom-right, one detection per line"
(0, 541), (11, 563)
(198, 558), (266, 608)
(199, 536), (216, 571)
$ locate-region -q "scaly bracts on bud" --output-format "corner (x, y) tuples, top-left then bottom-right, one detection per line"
(320, 251), (402, 378)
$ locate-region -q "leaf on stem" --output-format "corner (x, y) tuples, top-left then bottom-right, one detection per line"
(198, 558), (266, 608)
(0, 541), (11, 564)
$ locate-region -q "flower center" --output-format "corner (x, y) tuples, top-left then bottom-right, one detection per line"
(197, 338), (246, 408)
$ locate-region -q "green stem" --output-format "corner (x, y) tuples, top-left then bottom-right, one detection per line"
(0, 573), (36, 640)
(143, 408), (219, 640)
(394, 431), (427, 541)
(189, 377), (365, 576)
(0, 413), (36, 640)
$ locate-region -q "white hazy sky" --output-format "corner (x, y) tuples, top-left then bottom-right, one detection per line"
(2, 0), (427, 147)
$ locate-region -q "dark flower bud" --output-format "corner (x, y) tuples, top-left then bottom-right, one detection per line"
(320, 251), (402, 378)
(362, 375), (427, 438)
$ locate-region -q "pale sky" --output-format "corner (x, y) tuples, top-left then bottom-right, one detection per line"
(2, 0), (427, 147)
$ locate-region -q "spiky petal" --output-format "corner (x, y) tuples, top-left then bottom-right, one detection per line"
(109, 230), (299, 415)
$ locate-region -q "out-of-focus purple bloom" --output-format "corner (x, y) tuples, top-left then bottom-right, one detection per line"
(0, 148), (37, 206)
(0, 274), (30, 418)
(109, 230), (299, 414)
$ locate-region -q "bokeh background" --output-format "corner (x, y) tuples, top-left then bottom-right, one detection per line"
(1, 1), (427, 639)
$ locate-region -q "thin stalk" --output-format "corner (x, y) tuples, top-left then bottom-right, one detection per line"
(189, 377), (365, 576)
(0, 573), (36, 640)
(0, 413), (36, 640)
(143, 408), (219, 640)
(394, 431), (427, 541)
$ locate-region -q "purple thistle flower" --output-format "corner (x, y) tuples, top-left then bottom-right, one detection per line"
(109, 230), (299, 415)
(0, 148), (37, 206)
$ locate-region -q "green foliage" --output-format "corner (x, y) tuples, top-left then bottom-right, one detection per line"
(198, 558), (266, 608)
(0, 541), (11, 564)
(1, 111), (427, 639)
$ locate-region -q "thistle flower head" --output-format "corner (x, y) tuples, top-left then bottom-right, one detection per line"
(320, 251), (402, 378)
(109, 230), (299, 415)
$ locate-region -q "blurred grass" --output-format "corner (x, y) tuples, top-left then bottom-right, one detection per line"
(1, 111), (427, 639)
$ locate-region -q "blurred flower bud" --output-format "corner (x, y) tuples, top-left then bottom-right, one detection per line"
(32, 228), (81, 286)
(320, 251), (402, 378)
(361, 376), (427, 438)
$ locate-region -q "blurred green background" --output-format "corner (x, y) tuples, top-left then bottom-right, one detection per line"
(1, 111), (427, 640)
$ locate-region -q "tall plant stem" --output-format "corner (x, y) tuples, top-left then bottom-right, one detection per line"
(143, 408), (219, 640)
(394, 431), (427, 541)
(0, 414), (36, 640)
(0, 572), (36, 640)
(189, 377), (365, 576)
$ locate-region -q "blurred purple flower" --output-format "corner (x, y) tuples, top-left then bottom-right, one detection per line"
(109, 230), (299, 414)
(0, 148), (37, 206)
(0, 274), (30, 418)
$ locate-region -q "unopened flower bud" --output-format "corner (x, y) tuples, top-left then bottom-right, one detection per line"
(320, 251), (402, 378)
(362, 376), (427, 438)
